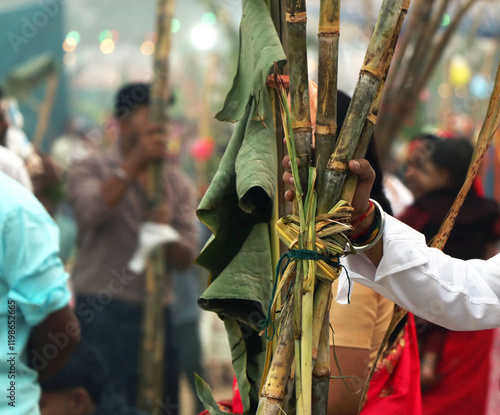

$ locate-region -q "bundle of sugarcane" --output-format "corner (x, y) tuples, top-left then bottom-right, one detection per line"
(376, 0), (483, 162)
(257, 0), (411, 414)
(137, 0), (176, 411)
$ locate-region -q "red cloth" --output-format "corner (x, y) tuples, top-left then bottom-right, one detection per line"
(421, 330), (494, 415)
(232, 376), (244, 413)
(362, 314), (422, 415)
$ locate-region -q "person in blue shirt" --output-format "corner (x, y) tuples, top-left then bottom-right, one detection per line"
(0, 171), (80, 414)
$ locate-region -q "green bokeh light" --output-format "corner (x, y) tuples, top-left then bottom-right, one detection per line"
(99, 30), (113, 43)
(66, 31), (81, 44)
(171, 18), (181, 33)
(441, 14), (450, 27)
(201, 13), (216, 26)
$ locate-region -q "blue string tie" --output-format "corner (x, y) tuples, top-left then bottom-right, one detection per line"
(259, 249), (351, 341)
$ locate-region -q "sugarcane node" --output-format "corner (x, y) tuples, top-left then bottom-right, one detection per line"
(360, 67), (385, 81)
(366, 113), (378, 125)
(326, 160), (348, 172)
(312, 367), (330, 377)
(315, 125), (337, 135)
(292, 123), (313, 131)
(286, 11), (307, 23)
(317, 27), (340, 36)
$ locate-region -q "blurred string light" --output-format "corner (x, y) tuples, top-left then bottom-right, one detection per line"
(141, 41), (155, 56)
(171, 18), (181, 33)
(201, 13), (217, 26)
(191, 24), (216, 50)
(470, 74), (493, 100)
(455, 85), (469, 99)
(437, 83), (451, 99)
(141, 19), (180, 55)
(63, 30), (80, 53)
(99, 29), (118, 54)
(66, 31), (81, 44)
(99, 30), (113, 42)
(63, 38), (77, 52)
(441, 14), (451, 27)
(449, 55), (471, 86)
(100, 39), (115, 54)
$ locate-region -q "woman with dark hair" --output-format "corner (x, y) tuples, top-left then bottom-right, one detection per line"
(398, 134), (500, 415)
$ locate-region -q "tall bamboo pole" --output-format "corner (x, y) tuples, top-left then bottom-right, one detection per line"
(285, 1), (314, 413)
(286, 0), (312, 196)
(310, 3), (340, 412)
(432, 59), (500, 249)
(137, 0), (176, 411)
(316, 0), (341, 211)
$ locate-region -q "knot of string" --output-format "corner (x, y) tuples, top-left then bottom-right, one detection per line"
(259, 249), (351, 341)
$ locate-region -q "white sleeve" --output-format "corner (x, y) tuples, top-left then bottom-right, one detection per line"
(345, 215), (500, 331)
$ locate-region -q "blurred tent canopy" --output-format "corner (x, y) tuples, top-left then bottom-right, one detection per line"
(5, 53), (58, 99)
(0, 0), (68, 152)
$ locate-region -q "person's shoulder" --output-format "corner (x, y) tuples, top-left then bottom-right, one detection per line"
(0, 171), (47, 221)
(0, 145), (25, 169)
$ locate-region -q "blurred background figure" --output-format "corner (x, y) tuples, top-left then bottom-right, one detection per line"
(40, 341), (149, 415)
(0, 101), (33, 190)
(398, 134), (500, 415)
(67, 83), (198, 414)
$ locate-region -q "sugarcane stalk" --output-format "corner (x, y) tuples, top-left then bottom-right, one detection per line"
(412, 0), (477, 99)
(383, 0), (425, 92)
(286, 0), (312, 196)
(294, 266), (304, 414)
(342, 0), (409, 203)
(257, 300), (296, 415)
(321, 0), (410, 210)
(300, 169), (318, 415)
(394, 0), (433, 101)
(137, 0), (176, 411)
(308, 3), (341, 410)
(311, 311), (331, 415)
(431, 59), (500, 250)
(377, 0), (478, 159)
(316, 0), (341, 212)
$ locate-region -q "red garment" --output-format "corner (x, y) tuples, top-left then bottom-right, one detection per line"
(421, 330), (494, 415)
(232, 376), (244, 413)
(362, 313), (422, 415)
(399, 188), (499, 415)
(229, 320), (422, 415)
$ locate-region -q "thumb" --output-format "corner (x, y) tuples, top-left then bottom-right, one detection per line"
(348, 159), (376, 217)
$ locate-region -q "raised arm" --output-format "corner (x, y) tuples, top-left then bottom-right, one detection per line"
(346, 160), (500, 331)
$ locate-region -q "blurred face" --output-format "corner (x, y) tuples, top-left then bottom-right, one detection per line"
(119, 105), (150, 153)
(405, 148), (450, 199)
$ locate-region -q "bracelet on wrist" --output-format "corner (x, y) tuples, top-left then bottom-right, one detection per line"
(351, 200), (375, 229)
(348, 198), (386, 252)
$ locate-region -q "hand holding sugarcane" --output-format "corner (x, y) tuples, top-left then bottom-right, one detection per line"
(283, 155), (376, 228)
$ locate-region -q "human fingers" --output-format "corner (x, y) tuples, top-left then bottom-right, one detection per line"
(348, 159), (376, 219)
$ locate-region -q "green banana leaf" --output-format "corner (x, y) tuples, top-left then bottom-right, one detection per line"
(195, 0), (286, 412)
